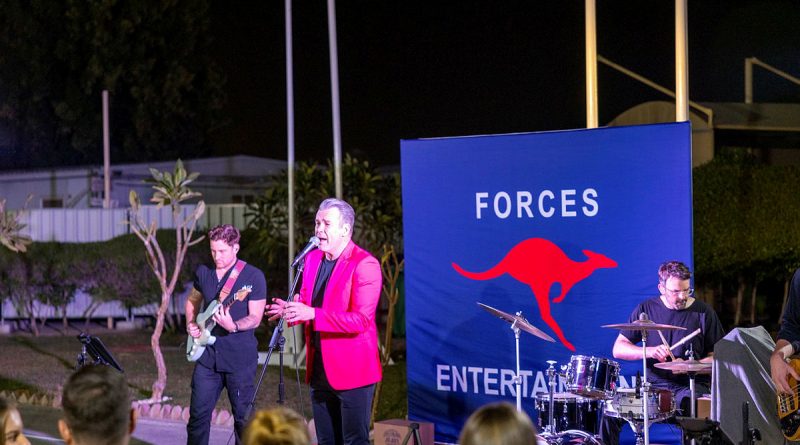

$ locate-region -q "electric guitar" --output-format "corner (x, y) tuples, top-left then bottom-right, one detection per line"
(186, 285), (252, 362)
(778, 358), (800, 440)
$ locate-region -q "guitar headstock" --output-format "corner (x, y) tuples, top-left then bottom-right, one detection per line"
(234, 285), (253, 301)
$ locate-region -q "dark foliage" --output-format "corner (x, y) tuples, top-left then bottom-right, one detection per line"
(0, 0), (226, 169)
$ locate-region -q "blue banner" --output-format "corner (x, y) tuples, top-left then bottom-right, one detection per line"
(400, 122), (692, 443)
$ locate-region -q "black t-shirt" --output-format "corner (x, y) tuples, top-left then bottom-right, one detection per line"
(621, 296), (725, 389)
(193, 260), (267, 372)
(779, 269), (800, 343)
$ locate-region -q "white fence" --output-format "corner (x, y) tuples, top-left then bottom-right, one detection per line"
(19, 203), (252, 242)
(2, 204), (252, 321)
(0, 289), (190, 321)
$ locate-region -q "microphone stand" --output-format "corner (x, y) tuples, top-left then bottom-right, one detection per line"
(243, 261), (305, 424)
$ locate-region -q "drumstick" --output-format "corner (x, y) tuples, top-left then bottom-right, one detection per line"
(657, 330), (677, 361)
(669, 328), (702, 351)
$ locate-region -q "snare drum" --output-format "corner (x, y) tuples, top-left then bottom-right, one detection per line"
(565, 355), (620, 399)
(534, 392), (601, 434)
(605, 388), (675, 422)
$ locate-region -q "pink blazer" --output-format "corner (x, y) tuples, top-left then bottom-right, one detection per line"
(297, 240), (382, 390)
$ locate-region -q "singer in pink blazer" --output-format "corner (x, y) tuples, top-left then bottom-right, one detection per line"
(298, 239), (382, 388)
(267, 198), (382, 445)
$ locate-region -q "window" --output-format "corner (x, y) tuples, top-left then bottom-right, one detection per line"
(42, 198), (64, 208)
(231, 195), (255, 204)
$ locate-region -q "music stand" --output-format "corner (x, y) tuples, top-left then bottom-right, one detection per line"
(76, 332), (124, 373)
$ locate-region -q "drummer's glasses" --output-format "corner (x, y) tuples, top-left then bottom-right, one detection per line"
(665, 287), (694, 297)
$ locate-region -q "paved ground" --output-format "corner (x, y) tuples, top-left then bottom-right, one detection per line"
(19, 404), (234, 445)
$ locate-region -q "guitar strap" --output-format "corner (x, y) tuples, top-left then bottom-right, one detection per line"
(218, 260), (248, 305)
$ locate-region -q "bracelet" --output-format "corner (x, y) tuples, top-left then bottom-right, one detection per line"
(791, 340), (800, 357)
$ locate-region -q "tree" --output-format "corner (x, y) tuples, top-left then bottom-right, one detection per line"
(128, 160), (205, 402)
(0, 251), (39, 336)
(246, 155), (403, 290)
(0, 198), (32, 252)
(370, 244), (404, 426)
(32, 243), (81, 329)
(0, 0), (225, 168)
(0, 197), (33, 330)
(693, 153), (800, 329)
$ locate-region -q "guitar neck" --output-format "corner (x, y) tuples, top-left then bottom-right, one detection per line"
(222, 295), (238, 309)
(220, 286), (250, 310)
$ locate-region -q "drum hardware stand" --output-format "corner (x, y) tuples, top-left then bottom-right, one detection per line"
(511, 313), (523, 412)
(640, 319), (651, 445)
(476, 303), (556, 413)
(602, 316), (687, 445)
(546, 360), (557, 434)
(684, 345), (699, 445)
(684, 345), (698, 418)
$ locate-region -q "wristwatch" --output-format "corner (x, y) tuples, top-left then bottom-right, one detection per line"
(232, 321), (239, 333)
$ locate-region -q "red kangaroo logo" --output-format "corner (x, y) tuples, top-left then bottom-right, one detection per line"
(452, 238), (617, 351)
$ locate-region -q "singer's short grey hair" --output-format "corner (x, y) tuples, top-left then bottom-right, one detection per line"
(318, 198), (355, 231)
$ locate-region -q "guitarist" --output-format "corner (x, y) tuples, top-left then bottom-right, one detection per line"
(771, 268), (800, 394)
(185, 224), (267, 445)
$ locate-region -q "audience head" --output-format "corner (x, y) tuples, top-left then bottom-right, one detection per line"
(243, 406), (310, 445)
(59, 365), (135, 445)
(0, 397), (29, 445)
(459, 402), (537, 445)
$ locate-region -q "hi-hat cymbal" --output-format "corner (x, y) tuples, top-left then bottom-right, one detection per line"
(654, 360), (712, 374)
(602, 320), (687, 331)
(477, 302), (555, 343)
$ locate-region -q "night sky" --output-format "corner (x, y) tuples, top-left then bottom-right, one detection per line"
(207, 1), (800, 167)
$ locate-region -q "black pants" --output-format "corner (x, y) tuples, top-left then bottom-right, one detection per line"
(186, 361), (257, 445)
(311, 384), (375, 445)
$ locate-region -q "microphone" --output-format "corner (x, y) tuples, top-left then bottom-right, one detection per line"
(639, 312), (648, 321)
(290, 236), (320, 268)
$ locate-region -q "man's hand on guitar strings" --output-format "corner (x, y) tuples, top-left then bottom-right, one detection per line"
(213, 305), (236, 332)
(771, 353), (800, 394)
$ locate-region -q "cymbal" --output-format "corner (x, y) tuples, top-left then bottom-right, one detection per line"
(654, 360), (712, 374)
(477, 302), (556, 343)
(602, 320), (687, 331)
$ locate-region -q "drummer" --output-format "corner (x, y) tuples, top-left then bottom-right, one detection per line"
(601, 260), (725, 445)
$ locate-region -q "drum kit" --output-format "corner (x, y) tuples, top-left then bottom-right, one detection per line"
(479, 303), (712, 445)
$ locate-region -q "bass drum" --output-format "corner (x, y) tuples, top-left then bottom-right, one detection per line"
(537, 430), (603, 445)
(533, 392), (601, 434)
